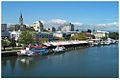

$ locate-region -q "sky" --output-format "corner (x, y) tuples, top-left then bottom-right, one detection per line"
(1, 1), (119, 31)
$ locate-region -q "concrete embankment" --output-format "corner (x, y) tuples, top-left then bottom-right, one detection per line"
(1, 50), (19, 57)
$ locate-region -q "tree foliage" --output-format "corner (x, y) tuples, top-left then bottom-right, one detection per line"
(10, 38), (16, 48)
(2, 39), (11, 50)
(59, 37), (65, 41)
(109, 32), (119, 40)
(70, 33), (87, 40)
(18, 30), (35, 45)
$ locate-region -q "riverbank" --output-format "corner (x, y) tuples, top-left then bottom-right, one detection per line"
(1, 44), (89, 57)
(1, 40), (118, 57)
(2, 44), (118, 78)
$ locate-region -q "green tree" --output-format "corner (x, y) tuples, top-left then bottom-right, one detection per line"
(2, 39), (11, 51)
(109, 32), (119, 40)
(10, 38), (16, 49)
(70, 33), (87, 40)
(59, 37), (65, 41)
(18, 30), (35, 46)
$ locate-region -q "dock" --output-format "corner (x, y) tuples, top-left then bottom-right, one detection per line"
(2, 40), (90, 57)
(1, 50), (20, 57)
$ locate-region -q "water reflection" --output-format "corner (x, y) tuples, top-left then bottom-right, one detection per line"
(2, 56), (18, 72)
(2, 52), (67, 71)
(2, 44), (118, 78)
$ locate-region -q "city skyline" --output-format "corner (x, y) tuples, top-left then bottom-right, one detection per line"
(2, 1), (119, 31)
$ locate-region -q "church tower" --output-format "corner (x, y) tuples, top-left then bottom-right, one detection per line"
(19, 13), (23, 26)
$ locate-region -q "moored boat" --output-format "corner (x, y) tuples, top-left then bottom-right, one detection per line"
(17, 46), (48, 56)
(52, 46), (65, 52)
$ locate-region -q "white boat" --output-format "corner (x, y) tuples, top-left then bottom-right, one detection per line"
(17, 49), (35, 56)
(53, 46), (65, 52)
(104, 41), (111, 45)
(17, 46), (49, 56)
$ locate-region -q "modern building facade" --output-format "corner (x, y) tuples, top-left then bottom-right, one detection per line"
(61, 23), (74, 32)
(36, 32), (53, 41)
(34, 21), (44, 32)
(1, 24), (10, 39)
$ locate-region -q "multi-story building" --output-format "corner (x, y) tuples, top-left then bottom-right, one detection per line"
(94, 30), (109, 39)
(1, 24), (10, 39)
(53, 31), (64, 38)
(61, 22), (74, 32)
(36, 32), (53, 41)
(8, 24), (26, 31)
(10, 31), (21, 41)
(33, 21), (44, 32)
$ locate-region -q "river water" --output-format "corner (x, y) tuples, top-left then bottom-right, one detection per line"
(2, 44), (119, 78)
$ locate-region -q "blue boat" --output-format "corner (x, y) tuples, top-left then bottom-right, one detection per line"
(30, 48), (48, 55)
(18, 46), (49, 56)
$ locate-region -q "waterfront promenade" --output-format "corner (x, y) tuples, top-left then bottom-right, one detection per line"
(1, 40), (118, 57)
(1, 40), (89, 56)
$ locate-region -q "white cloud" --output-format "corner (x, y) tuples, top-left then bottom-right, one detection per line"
(72, 22), (83, 26)
(94, 22), (118, 31)
(48, 19), (67, 25)
(96, 22), (118, 28)
(108, 22), (118, 26)
(41, 19), (67, 28)
(39, 19), (118, 32)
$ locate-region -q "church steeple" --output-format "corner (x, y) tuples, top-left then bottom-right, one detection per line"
(20, 13), (22, 18)
(19, 13), (23, 25)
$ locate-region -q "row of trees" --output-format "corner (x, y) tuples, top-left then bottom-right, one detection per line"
(70, 33), (87, 40)
(109, 32), (119, 40)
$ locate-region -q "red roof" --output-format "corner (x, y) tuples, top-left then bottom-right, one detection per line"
(30, 46), (47, 48)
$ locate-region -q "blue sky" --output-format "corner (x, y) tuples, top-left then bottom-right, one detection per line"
(1, 1), (119, 31)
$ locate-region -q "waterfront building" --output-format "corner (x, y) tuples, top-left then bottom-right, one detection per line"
(36, 32), (53, 41)
(1, 24), (10, 39)
(53, 31), (64, 38)
(94, 30), (109, 39)
(33, 21), (44, 32)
